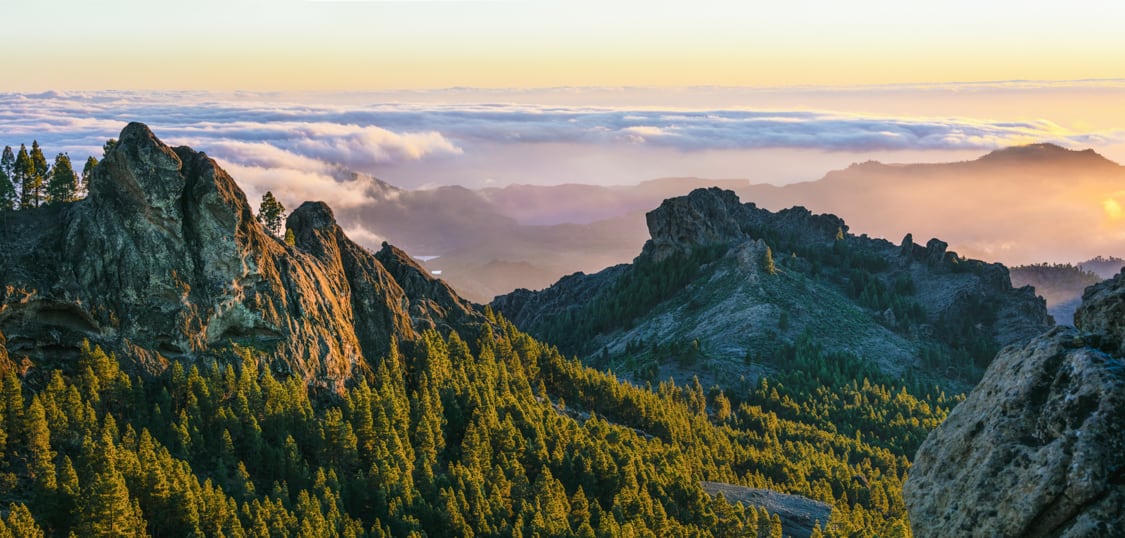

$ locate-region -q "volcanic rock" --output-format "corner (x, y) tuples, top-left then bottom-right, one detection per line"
(0, 123), (485, 390)
(905, 270), (1125, 537)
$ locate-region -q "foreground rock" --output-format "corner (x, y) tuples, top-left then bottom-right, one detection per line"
(905, 270), (1125, 537)
(0, 123), (484, 389)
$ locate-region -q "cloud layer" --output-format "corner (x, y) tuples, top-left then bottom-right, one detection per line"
(1, 89), (1121, 204)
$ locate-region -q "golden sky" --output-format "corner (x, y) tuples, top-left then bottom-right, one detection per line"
(6, 0), (1125, 91)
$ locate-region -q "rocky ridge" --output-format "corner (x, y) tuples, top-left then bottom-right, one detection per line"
(904, 269), (1125, 536)
(0, 123), (485, 389)
(495, 187), (1052, 389)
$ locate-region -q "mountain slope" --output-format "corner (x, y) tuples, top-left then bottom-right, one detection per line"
(0, 122), (484, 390)
(494, 188), (1053, 390)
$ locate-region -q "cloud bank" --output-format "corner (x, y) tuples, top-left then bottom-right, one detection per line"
(0, 89), (1121, 203)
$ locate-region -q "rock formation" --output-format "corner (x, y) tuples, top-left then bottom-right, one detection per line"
(905, 269), (1125, 537)
(494, 187), (1052, 390)
(0, 123), (485, 390)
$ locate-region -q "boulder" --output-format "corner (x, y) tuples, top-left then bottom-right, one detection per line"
(905, 269), (1125, 536)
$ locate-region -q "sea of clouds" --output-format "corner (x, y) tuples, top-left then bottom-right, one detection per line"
(1, 89), (1122, 212)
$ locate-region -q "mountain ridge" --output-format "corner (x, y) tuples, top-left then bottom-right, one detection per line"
(494, 187), (1053, 390)
(0, 122), (485, 390)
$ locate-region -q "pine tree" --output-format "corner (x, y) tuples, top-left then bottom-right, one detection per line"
(764, 246), (777, 275)
(25, 396), (57, 494)
(3, 503), (44, 538)
(81, 156), (98, 198)
(78, 431), (146, 537)
(102, 139), (117, 158)
(0, 146), (15, 211)
(0, 146), (14, 184)
(28, 141), (48, 208)
(46, 153), (78, 204)
(257, 191), (286, 237)
(14, 145), (32, 209)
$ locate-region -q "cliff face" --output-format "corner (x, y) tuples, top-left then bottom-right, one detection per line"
(0, 123), (484, 389)
(904, 270), (1125, 537)
(494, 187), (1052, 390)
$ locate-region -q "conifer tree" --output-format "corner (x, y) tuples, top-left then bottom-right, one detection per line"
(14, 145), (33, 209)
(0, 146), (15, 211)
(78, 431), (146, 537)
(0, 146), (14, 184)
(3, 503), (44, 538)
(81, 156), (98, 197)
(764, 246), (777, 275)
(28, 141), (48, 207)
(26, 396), (57, 494)
(257, 191), (286, 237)
(46, 153), (78, 204)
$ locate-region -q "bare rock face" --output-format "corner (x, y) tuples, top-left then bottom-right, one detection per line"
(0, 123), (485, 389)
(1075, 269), (1125, 357)
(643, 187), (749, 261)
(904, 270), (1125, 536)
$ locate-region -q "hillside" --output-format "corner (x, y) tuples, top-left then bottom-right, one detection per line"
(494, 188), (1053, 391)
(0, 123), (959, 536)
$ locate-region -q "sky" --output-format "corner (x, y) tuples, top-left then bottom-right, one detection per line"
(6, 1), (1125, 90)
(2, 0), (1124, 264)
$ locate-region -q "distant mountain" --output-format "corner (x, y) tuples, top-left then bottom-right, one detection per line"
(1010, 256), (1125, 325)
(734, 143), (1125, 265)
(493, 188), (1053, 391)
(1010, 262), (1106, 325)
(1079, 255), (1125, 280)
(341, 144), (1123, 302)
(338, 176), (741, 301)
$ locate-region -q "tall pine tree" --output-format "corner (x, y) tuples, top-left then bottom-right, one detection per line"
(257, 191), (286, 237)
(46, 153), (78, 204)
(28, 141), (48, 208)
(77, 430), (146, 537)
(81, 156), (98, 197)
(0, 146), (15, 211)
(14, 145), (32, 209)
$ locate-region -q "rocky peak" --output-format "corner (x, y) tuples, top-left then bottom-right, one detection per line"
(0, 123), (486, 390)
(905, 270), (1125, 536)
(90, 122), (186, 213)
(643, 187), (749, 261)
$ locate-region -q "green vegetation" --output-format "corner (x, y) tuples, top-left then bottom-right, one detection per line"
(0, 312), (946, 536)
(257, 191), (287, 238)
(0, 142), (89, 211)
(537, 244), (728, 353)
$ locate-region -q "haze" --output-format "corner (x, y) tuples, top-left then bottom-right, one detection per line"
(2, 1), (1124, 294)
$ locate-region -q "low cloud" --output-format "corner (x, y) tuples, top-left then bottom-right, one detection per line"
(0, 89), (1121, 198)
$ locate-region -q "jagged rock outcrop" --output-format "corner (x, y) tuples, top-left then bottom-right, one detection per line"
(0, 123), (485, 389)
(905, 269), (1125, 537)
(643, 188), (750, 261)
(494, 187), (1052, 390)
